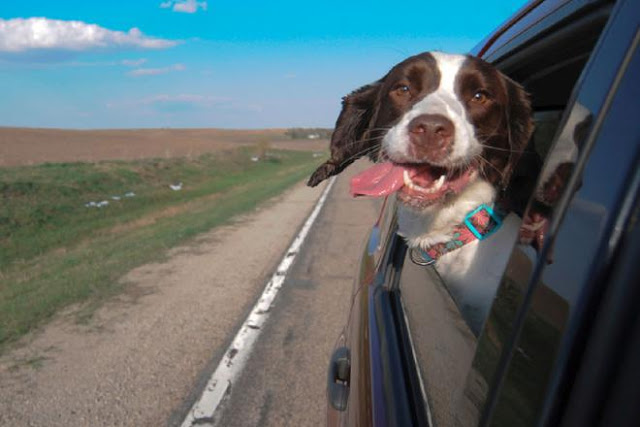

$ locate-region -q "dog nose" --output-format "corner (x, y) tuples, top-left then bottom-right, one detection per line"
(408, 114), (454, 149)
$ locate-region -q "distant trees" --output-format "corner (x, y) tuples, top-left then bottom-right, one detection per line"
(284, 128), (333, 140)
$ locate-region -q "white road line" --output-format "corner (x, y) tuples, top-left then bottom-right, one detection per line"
(181, 177), (337, 427)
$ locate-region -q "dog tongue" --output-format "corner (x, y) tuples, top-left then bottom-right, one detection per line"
(350, 162), (406, 197)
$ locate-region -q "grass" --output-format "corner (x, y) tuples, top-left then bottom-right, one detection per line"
(0, 147), (321, 351)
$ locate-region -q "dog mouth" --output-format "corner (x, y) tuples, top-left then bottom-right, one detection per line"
(350, 161), (478, 207)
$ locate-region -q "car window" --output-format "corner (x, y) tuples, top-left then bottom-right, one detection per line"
(393, 1), (615, 425)
(488, 22), (640, 426)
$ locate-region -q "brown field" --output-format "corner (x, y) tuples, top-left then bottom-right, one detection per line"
(0, 127), (328, 166)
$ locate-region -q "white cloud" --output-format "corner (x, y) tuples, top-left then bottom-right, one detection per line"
(160, 0), (208, 14)
(0, 17), (178, 53)
(127, 63), (185, 76)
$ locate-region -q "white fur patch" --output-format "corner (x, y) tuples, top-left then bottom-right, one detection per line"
(397, 179), (496, 247)
(382, 52), (482, 167)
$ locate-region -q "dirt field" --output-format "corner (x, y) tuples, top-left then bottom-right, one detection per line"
(0, 127), (328, 166)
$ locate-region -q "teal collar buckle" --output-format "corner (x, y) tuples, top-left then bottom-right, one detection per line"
(463, 204), (502, 241)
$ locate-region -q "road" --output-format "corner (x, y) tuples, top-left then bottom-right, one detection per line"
(208, 162), (381, 427)
(0, 159), (381, 426)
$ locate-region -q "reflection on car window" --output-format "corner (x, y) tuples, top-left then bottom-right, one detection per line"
(490, 39), (640, 425)
(398, 252), (476, 427)
(457, 98), (595, 426)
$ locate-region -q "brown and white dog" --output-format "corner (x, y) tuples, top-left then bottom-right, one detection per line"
(309, 51), (533, 329)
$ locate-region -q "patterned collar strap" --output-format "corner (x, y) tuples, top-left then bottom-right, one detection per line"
(410, 204), (503, 266)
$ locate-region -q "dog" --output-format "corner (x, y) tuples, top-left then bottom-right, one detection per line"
(309, 51), (534, 331)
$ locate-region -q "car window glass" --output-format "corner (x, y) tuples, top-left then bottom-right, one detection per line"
(461, 101), (599, 427)
(490, 36), (640, 425)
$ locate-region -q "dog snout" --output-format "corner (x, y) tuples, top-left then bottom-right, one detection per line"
(408, 114), (454, 146)
(407, 114), (455, 162)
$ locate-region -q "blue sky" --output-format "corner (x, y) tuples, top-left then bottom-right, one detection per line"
(0, 1), (526, 129)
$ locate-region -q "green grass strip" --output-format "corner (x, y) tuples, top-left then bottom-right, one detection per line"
(0, 148), (320, 351)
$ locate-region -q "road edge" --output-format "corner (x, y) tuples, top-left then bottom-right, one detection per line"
(180, 177), (337, 427)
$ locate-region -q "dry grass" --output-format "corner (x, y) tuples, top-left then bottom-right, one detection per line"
(0, 127), (328, 166)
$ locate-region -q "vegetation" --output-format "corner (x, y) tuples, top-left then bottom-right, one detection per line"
(285, 128), (333, 139)
(0, 147), (319, 351)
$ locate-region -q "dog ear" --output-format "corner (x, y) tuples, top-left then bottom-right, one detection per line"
(307, 81), (382, 187)
(501, 76), (534, 189)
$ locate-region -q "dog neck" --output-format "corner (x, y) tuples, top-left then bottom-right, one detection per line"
(397, 179), (497, 249)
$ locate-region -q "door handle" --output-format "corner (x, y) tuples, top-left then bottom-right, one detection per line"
(327, 346), (351, 411)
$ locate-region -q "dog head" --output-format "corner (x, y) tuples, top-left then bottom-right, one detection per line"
(309, 51), (533, 210)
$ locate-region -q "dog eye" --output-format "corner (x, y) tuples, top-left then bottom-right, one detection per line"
(393, 85), (411, 96)
(471, 90), (489, 103)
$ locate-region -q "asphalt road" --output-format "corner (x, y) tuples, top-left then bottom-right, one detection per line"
(186, 160), (382, 426)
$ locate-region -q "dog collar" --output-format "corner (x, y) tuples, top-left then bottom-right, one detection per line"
(410, 204), (503, 266)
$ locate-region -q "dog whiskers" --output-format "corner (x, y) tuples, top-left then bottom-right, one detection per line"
(477, 144), (518, 153)
(477, 155), (506, 181)
(477, 143), (532, 154)
(338, 144), (382, 167)
(333, 135), (384, 151)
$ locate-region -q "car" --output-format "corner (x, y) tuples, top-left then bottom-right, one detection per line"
(325, 0), (640, 426)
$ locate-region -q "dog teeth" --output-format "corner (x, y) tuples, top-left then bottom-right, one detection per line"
(403, 170), (418, 191)
(434, 175), (446, 190)
(403, 170), (413, 187)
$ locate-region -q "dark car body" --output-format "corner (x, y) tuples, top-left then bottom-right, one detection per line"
(326, 0), (640, 426)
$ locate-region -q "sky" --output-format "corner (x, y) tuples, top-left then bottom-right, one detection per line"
(0, 0), (526, 129)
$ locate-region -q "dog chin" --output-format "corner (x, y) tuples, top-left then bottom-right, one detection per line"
(396, 186), (464, 210)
